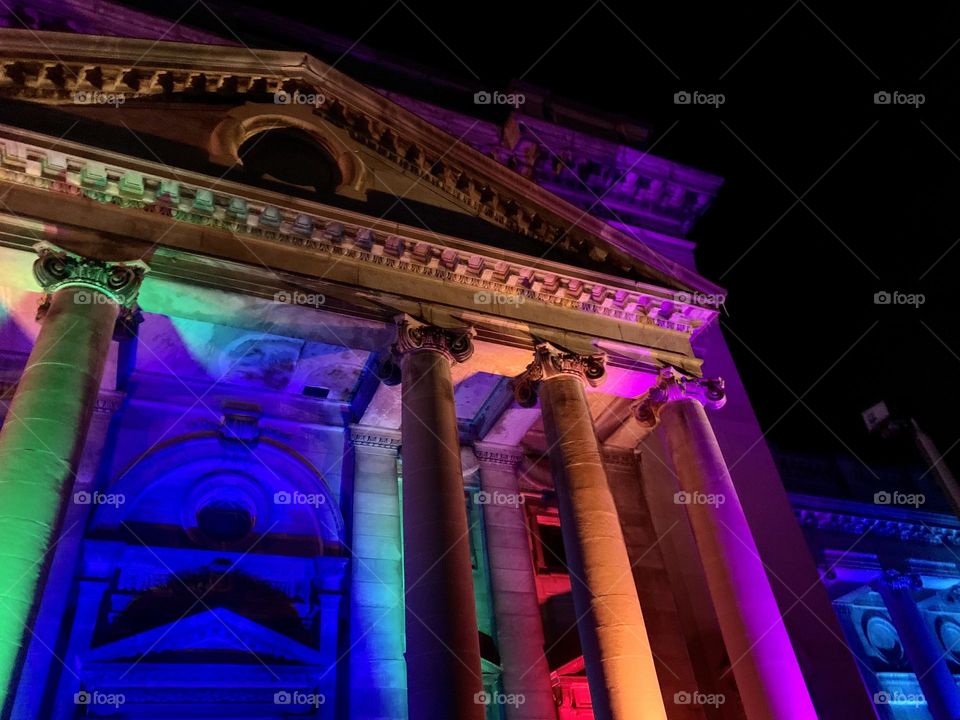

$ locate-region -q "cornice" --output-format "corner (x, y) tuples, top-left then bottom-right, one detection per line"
(791, 494), (960, 546)
(0, 28), (725, 298)
(0, 128), (714, 338)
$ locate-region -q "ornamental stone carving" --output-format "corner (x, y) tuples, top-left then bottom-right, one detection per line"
(33, 242), (148, 308)
(377, 315), (475, 385)
(510, 341), (606, 408)
(632, 366), (726, 427)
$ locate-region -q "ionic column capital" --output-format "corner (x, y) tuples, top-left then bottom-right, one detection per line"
(632, 367), (726, 427)
(391, 314), (475, 363)
(511, 341), (606, 407)
(33, 242), (149, 308)
(876, 569), (922, 592)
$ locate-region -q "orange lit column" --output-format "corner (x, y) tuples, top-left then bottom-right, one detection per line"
(0, 242), (146, 709)
(634, 368), (817, 719)
(513, 342), (668, 720)
(385, 315), (484, 720)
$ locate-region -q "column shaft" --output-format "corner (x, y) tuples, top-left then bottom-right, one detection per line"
(540, 374), (668, 720)
(659, 398), (817, 719)
(877, 577), (960, 720)
(400, 349), (483, 719)
(0, 287), (118, 710)
(477, 449), (556, 719)
(348, 430), (408, 719)
(11, 399), (117, 720)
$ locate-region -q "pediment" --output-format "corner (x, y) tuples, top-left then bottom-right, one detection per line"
(0, 28), (722, 296)
(88, 607), (323, 664)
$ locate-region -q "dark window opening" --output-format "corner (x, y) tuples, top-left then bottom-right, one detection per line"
(239, 127), (342, 196)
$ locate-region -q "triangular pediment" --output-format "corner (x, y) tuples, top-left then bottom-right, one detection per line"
(0, 28), (722, 296)
(88, 607), (323, 664)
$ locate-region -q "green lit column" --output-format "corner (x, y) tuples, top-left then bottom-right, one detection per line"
(0, 242), (147, 710)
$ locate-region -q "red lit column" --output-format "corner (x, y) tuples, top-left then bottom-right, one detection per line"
(513, 342), (668, 720)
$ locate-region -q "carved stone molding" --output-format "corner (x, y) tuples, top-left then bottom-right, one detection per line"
(33, 241), (148, 308)
(349, 425), (402, 453)
(473, 442), (524, 468)
(602, 447), (638, 468)
(632, 366), (726, 427)
(511, 341), (606, 408)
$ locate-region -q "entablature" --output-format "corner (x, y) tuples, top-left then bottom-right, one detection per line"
(0, 126), (713, 374)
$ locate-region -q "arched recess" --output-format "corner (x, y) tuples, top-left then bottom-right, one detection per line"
(90, 431), (345, 554)
(208, 104), (368, 199)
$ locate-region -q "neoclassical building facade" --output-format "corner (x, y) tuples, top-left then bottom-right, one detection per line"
(0, 8), (930, 720)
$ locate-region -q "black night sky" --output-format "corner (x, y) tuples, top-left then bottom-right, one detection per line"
(125, 1), (960, 476)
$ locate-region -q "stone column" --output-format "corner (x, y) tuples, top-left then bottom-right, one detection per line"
(474, 442), (556, 720)
(634, 367), (817, 719)
(0, 242), (147, 709)
(874, 570), (960, 720)
(347, 426), (408, 720)
(384, 315), (483, 720)
(11, 392), (121, 720)
(512, 342), (668, 720)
